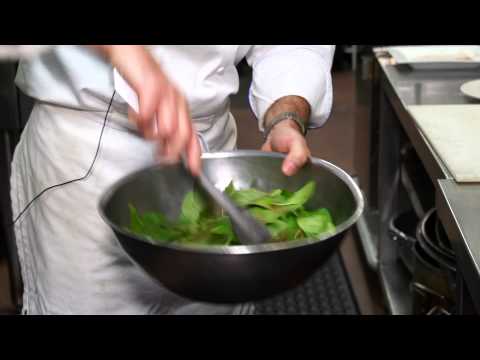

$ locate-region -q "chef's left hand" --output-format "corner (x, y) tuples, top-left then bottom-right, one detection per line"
(261, 96), (311, 176)
(262, 120), (311, 176)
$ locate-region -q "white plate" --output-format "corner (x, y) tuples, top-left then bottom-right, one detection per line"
(461, 79), (480, 100)
(388, 46), (480, 70)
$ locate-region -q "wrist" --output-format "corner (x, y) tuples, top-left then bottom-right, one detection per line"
(273, 118), (303, 133)
(107, 46), (161, 93)
(108, 45), (140, 65)
(263, 112), (307, 141)
(263, 95), (310, 134)
(89, 45), (115, 58)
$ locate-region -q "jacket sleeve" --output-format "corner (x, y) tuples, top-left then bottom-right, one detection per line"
(245, 45), (335, 131)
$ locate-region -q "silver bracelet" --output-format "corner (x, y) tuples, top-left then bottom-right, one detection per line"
(263, 112), (307, 141)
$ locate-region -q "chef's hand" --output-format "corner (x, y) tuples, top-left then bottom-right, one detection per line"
(90, 45), (202, 176)
(261, 96), (311, 176)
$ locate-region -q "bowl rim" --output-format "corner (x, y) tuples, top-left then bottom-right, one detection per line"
(98, 150), (365, 255)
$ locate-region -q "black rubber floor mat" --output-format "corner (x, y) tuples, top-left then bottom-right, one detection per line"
(253, 252), (359, 314)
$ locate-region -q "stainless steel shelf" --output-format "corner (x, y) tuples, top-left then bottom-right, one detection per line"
(356, 209), (379, 271)
(437, 180), (480, 313)
(401, 164), (428, 219)
(379, 261), (413, 315)
(356, 207), (413, 315)
(367, 51), (480, 314)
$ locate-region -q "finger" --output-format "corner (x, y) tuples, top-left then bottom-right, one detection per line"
(138, 102), (160, 140)
(158, 139), (176, 161)
(187, 132), (202, 176)
(137, 79), (160, 133)
(128, 107), (138, 125)
(156, 84), (178, 139)
(131, 105), (157, 140)
(282, 138), (310, 176)
(154, 84), (177, 141)
(164, 96), (192, 162)
(261, 140), (272, 152)
(156, 138), (167, 158)
(158, 151), (178, 165)
(129, 105), (149, 137)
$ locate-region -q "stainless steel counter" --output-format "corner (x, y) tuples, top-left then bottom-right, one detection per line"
(380, 63), (480, 107)
(355, 48), (480, 314)
(437, 180), (480, 313)
(376, 50), (480, 181)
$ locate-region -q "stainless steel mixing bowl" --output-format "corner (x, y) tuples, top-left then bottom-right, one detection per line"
(99, 151), (364, 303)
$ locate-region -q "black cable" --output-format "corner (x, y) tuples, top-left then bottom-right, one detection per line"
(10, 90), (117, 226)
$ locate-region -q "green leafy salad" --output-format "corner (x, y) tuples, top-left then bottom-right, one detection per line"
(127, 180), (336, 246)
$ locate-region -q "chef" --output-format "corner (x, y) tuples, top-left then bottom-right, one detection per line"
(4, 45), (335, 314)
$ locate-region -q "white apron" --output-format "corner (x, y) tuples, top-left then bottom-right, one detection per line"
(11, 102), (249, 314)
(11, 45), (335, 314)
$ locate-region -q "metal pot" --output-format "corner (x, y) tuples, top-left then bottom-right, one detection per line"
(389, 211), (418, 274)
(419, 209), (456, 267)
(417, 209), (457, 308)
(412, 209), (457, 314)
(412, 240), (454, 314)
(98, 151), (364, 303)
(435, 217), (455, 259)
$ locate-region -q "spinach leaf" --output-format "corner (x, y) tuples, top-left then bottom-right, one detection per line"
(283, 214), (304, 240)
(248, 206), (283, 224)
(251, 192), (288, 210)
(128, 204), (144, 234)
(141, 212), (171, 227)
(266, 218), (301, 242)
(180, 190), (207, 224)
(128, 204), (183, 242)
(127, 180), (336, 246)
(224, 181), (236, 197)
(273, 181), (316, 209)
(269, 189), (283, 197)
(296, 208), (336, 237)
(210, 216), (234, 236)
(229, 188), (268, 207)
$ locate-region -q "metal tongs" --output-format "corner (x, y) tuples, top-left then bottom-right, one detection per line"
(182, 155), (271, 246)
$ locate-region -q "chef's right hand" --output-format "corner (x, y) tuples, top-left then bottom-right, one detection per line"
(90, 45), (202, 176)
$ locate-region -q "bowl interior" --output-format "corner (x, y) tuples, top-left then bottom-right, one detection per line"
(101, 152), (362, 246)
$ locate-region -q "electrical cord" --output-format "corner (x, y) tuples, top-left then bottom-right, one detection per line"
(10, 90), (117, 226)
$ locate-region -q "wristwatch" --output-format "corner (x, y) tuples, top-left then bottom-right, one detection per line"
(263, 112), (307, 141)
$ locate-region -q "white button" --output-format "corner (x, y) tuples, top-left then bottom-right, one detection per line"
(217, 66), (225, 74)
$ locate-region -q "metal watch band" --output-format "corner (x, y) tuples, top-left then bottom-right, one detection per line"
(263, 112), (307, 141)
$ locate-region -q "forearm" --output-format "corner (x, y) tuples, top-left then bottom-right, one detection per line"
(0, 45), (54, 59)
(89, 45), (146, 64)
(88, 45), (163, 100)
(263, 95), (311, 135)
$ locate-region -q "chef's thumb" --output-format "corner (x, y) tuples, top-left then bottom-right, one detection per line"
(282, 141), (309, 176)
